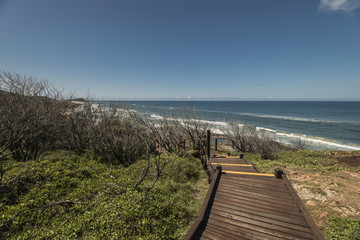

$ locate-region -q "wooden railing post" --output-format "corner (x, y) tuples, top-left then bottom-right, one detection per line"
(275, 168), (284, 179)
(214, 138), (217, 151)
(206, 130), (210, 158)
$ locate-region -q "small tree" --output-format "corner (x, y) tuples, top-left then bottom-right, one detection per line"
(222, 124), (258, 153)
(223, 123), (282, 159)
(294, 136), (309, 150)
(65, 99), (97, 153)
(178, 108), (212, 151)
(254, 131), (281, 159)
(0, 71), (71, 162)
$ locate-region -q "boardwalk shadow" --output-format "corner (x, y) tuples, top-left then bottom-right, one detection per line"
(195, 173), (221, 238)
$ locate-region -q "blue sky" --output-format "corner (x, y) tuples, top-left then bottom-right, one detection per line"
(0, 0), (359, 100)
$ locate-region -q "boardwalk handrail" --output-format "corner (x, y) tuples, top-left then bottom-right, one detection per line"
(197, 130), (215, 183)
(282, 173), (326, 240)
(182, 165), (222, 240)
(182, 130), (219, 240)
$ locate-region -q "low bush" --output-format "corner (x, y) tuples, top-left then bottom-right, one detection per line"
(223, 124), (282, 159)
(0, 151), (207, 239)
(325, 216), (360, 240)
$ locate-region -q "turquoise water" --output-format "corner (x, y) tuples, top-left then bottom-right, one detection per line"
(98, 101), (360, 151)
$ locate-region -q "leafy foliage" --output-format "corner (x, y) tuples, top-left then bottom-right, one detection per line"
(0, 151), (207, 239)
(246, 150), (339, 173)
(325, 217), (360, 240)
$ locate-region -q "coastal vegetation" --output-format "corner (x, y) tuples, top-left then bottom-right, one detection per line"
(222, 123), (285, 159)
(0, 71), (211, 239)
(0, 150), (207, 239)
(1, 71), (359, 239)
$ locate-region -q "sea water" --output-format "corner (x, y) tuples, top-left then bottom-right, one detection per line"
(97, 101), (360, 151)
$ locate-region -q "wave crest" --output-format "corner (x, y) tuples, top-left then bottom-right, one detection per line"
(237, 113), (360, 125)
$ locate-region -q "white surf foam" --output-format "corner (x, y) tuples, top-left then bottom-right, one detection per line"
(210, 120), (360, 151)
(150, 114), (164, 120)
(274, 131), (360, 151)
(237, 113), (360, 125)
(148, 113), (360, 151)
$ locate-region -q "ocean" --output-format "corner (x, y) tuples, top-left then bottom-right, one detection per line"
(97, 101), (360, 151)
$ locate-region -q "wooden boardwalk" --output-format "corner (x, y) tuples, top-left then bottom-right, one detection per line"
(184, 149), (325, 239)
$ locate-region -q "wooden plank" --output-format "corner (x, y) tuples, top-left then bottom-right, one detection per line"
(223, 173), (283, 182)
(201, 223), (263, 240)
(212, 155), (243, 159)
(213, 200), (310, 227)
(220, 166), (259, 172)
(218, 185), (297, 206)
(222, 171), (274, 176)
(222, 177), (287, 189)
(214, 194), (306, 219)
(222, 180), (287, 191)
(207, 211), (315, 239)
(219, 179), (294, 197)
(221, 174), (287, 186)
(205, 218), (281, 240)
(211, 158), (248, 163)
(219, 181), (292, 197)
(211, 163), (253, 167)
(214, 188), (300, 207)
(218, 182), (296, 203)
(205, 215), (314, 240)
(214, 194), (305, 219)
(218, 186), (300, 208)
(211, 204), (313, 233)
(200, 225), (250, 240)
(201, 222), (278, 240)
(215, 190), (301, 212)
(221, 176), (288, 189)
(198, 230), (223, 240)
(205, 220), (306, 240)
(198, 235), (211, 240)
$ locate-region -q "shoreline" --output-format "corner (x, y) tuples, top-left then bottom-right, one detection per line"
(95, 101), (360, 152)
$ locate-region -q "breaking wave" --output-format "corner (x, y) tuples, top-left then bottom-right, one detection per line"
(148, 114), (360, 151)
(236, 113), (360, 125)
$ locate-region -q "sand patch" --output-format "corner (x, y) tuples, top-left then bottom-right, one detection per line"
(288, 168), (360, 227)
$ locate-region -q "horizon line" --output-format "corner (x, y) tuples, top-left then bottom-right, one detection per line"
(92, 97), (360, 102)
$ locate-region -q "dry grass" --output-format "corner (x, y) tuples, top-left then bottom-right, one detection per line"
(289, 169), (360, 227)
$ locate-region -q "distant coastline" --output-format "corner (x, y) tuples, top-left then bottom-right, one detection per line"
(95, 97), (360, 102)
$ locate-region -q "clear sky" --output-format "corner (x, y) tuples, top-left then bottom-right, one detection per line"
(0, 0), (359, 100)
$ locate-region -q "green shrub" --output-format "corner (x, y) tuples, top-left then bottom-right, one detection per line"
(0, 151), (207, 239)
(246, 150), (339, 173)
(325, 217), (360, 240)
